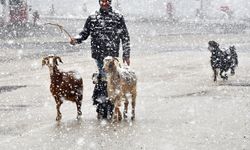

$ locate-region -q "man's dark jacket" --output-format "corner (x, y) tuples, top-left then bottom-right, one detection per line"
(76, 7), (131, 61)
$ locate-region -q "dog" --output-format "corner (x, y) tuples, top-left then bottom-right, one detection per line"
(208, 41), (238, 82)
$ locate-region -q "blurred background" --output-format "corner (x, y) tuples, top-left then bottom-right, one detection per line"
(1, 0), (250, 26)
(1, 1), (250, 149)
(1, 0), (250, 58)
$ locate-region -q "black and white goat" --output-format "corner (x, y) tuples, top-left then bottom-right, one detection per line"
(208, 41), (238, 82)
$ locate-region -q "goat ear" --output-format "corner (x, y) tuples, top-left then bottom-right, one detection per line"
(42, 58), (47, 67)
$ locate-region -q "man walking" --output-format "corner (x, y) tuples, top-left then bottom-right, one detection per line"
(70, 0), (131, 119)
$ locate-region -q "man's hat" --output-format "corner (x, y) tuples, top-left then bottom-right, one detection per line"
(99, 0), (112, 3)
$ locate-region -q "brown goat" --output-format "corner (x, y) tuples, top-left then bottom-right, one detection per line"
(42, 55), (83, 121)
(103, 56), (137, 122)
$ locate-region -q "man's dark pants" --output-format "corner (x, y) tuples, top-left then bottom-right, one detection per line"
(92, 59), (113, 119)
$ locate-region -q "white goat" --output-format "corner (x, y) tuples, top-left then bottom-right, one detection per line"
(103, 56), (137, 121)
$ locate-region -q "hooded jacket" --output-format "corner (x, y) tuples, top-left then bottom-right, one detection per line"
(76, 7), (131, 61)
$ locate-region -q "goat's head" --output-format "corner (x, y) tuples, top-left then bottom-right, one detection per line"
(42, 55), (63, 68)
(208, 41), (219, 51)
(103, 56), (119, 73)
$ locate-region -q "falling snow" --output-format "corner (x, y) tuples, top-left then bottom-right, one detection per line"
(0, 0), (250, 150)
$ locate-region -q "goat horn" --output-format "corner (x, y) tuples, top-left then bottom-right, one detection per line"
(56, 56), (63, 64)
(113, 57), (119, 62)
(113, 57), (122, 68)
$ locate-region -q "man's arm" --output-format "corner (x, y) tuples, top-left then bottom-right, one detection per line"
(70, 16), (91, 45)
(119, 16), (131, 65)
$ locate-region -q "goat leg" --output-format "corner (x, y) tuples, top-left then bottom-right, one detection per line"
(224, 74), (228, 80)
(123, 100), (129, 119)
(118, 108), (122, 121)
(220, 70), (228, 80)
(113, 107), (118, 122)
(113, 107), (122, 122)
(56, 100), (63, 121)
(213, 69), (217, 82)
(220, 70), (224, 79)
(97, 113), (101, 120)
(231, 68), (235, 75)
(131, 98), (136, 120)
(76, 101), (82, 119)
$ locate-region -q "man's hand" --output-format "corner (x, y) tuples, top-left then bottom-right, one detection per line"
(123, 57), (130, 66)
(70, 38), (77, 45)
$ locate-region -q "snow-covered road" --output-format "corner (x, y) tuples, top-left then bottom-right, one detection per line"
(0, 20), (250, 149)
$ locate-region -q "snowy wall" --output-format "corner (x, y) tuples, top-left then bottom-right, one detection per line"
(27, 0), (250, 19)
(27, 0), (96, 17)
(209, 0), (250, 19)
(0, 4), (2, 15)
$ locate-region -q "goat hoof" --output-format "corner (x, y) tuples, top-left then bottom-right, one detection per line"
(97, 113), (101, 120)
(56, 116), (62, 121)
(112, 120), (117, 123)
(123, 112), (128, 119)
(107, 114), (112, 120)
(78, 111), (82, 116)
(223, 76), (228, 81)
(113, 115), (121, 122)
(112, 118), (120, 123)
(77, 115), (82, 120)
(118, 116), (122, 121)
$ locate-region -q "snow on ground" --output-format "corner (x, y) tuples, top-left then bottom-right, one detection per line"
(0, 20), (250, 149)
